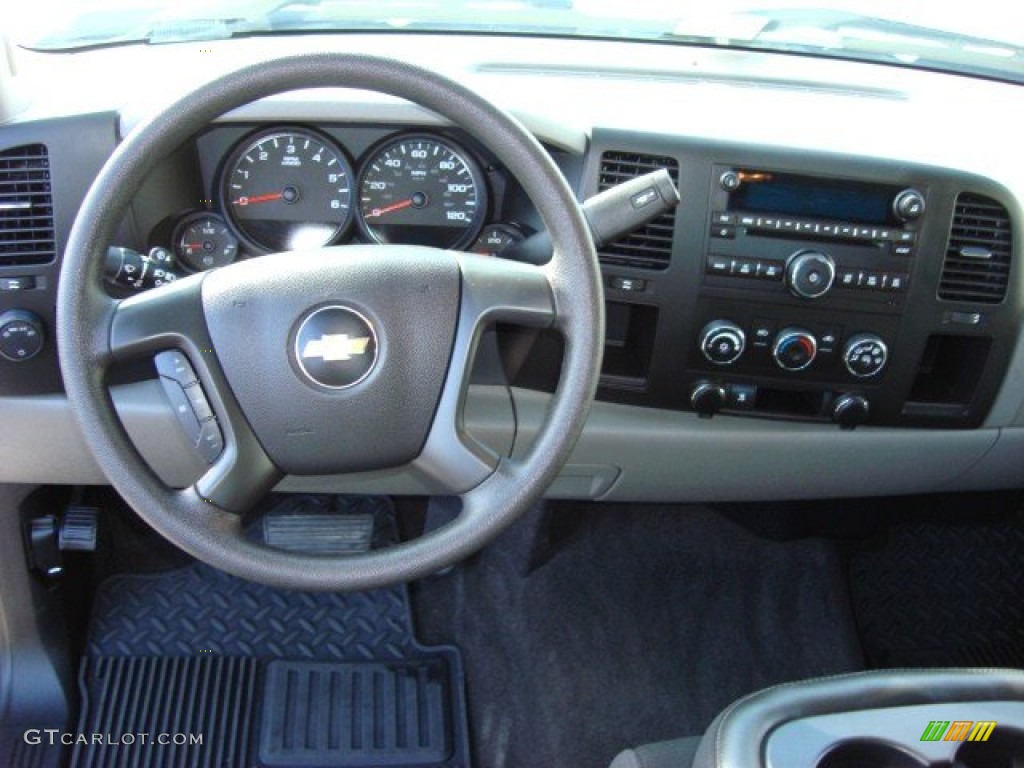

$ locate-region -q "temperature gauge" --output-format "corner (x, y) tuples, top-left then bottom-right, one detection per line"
(175, 214), (239, 272)
(470, 223), (525, 257)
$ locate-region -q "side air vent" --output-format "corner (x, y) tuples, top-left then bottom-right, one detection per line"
(0, 144), (56, 267)
(598, 151), (679, 270)
(938, 193), (1012, 304)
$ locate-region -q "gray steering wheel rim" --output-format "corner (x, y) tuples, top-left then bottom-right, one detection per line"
(57, 53), (603, 591)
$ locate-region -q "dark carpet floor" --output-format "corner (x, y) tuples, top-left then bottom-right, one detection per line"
(413, 503), (864, 768)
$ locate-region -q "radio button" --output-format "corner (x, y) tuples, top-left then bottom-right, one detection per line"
(864, 273), (881, 289)
(710, 224), (736, 239)
(733, 259), (756, 277)
(757, 261), (784, 280)
(838, 269), (858, 288)
(787, 250), (836, 299)
(886, 273), (909, 291)
(893, 243), (914, 257)
(739, 215), (757, 227)
(820, 224), (838, 236)
(896, 231), (916, 243)
(707, 255), (732, 275)
(713, 212), (735, 225)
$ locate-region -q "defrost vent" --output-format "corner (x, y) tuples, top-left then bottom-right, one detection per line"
(598, 150), (679, 270)
(939, 193), (1012, 304)
(0, 144), (55, 267)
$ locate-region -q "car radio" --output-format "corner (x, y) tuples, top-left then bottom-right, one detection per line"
(682, 166), (933, 427)
(704, 166), (924, 308)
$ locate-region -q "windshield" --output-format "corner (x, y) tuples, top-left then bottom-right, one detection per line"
(8, 0), (1024, 84)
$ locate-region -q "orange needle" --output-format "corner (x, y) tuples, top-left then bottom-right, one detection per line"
(366, 199), (413, 218)
(233, 192), (282, 206)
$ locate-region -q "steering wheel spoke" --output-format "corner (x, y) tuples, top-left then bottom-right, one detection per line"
(414, 254), (555, 494)
(109, 273), (281, 512)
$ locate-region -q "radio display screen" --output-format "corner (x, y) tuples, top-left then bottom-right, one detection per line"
(728, 171), (897, 225)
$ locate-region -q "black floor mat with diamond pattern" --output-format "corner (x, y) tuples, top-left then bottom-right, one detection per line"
(849, 510), (1024, 669)
(73, 496), (469, 768)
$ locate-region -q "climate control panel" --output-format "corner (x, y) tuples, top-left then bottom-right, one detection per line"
(694, 317), (889, 380)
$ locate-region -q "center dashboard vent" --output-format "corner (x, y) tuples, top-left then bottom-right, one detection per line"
(0, 144), (56, 267)
(598, 150), (679, 270)
(938, 193), (1012, 304)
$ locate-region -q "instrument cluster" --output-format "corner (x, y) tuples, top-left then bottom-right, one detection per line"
(169, 126), (529, 272)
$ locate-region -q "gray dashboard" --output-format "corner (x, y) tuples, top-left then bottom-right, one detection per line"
(1, 33), (1022, 502)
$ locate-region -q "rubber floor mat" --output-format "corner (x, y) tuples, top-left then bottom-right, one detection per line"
(73, 496), (469, 768)
(849, 511), (1024, 668)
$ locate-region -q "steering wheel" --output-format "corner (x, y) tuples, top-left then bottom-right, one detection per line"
(57, 54), (604, 591)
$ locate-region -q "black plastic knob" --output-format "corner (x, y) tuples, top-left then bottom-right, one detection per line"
(700, 320), (746, 365)
(773, 328), (818, 371)
(833, 394), (870, 430)
(691, 381), (727, 418)
(0, 309), (45, 362)
(893, 189), (925, 222)
(786, 250), (836, 299)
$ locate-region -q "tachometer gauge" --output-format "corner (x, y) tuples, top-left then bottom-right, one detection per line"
(175, 213), (238, 272)
(222, 128), (354, 252)
(357, 135), (487, 249)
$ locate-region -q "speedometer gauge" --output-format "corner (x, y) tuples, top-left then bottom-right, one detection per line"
(357, 135), (487, 250)
(222, 128), (354, 252)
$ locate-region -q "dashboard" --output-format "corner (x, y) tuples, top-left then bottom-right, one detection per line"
(1, 33), (1023, 502)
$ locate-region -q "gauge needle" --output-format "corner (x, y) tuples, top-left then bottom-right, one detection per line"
(366, 199), (414, 218)
(233, 192), (283, 206)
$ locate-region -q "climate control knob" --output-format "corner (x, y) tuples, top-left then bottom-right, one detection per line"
(700, 320), (746, 365)
(843, 334), (888, 378)
(773, 328), (818, 371)
(786, 250), (836, 299)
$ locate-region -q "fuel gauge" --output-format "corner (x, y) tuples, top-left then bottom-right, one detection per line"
(175, 214), (239, 272)
(470, 223), (526, 257)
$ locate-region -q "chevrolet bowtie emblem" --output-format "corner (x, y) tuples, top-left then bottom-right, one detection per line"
(301, 334), (371, 362)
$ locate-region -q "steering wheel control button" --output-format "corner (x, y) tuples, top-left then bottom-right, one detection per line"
(773, 328), (818, 371)
(786, 250), (836, 299)
(198, 421), (225, 464)
(184, 382), (214, 422)
(159, 377), (203, 444)
(154, 349), (199, 386)
(294, 305), (378, 390)
(700, 320), (746, 365)
(844, 334), (888, 378)
(0, 309), (45, 362)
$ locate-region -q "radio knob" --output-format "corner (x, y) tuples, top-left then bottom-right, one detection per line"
(700, 320), (746, 365)
(786, 250), (836, 299)
(832, 394), (870, 430)
(773, 328), (818, 371)
(893, 188), (926, 222)
(843, 334), (888, 378)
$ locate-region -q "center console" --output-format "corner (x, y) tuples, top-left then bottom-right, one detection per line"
(583, 130), (1020, 430)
